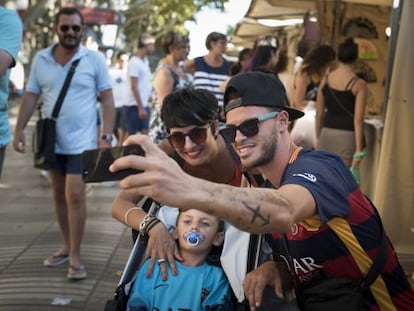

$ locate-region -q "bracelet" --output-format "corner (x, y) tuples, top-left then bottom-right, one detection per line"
(139, 214), (152, 232)
(145, 218), (162, 234)
(353, 151), (367, 160)
(124, 207), (142, 227)
(139, 216), (161, 235)
(139, 214), (161, 235)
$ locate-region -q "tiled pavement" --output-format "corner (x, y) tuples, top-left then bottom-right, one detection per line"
(1, 99), (413, 310)
(0, 100), (133, 310)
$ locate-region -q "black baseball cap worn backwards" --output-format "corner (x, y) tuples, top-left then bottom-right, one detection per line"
(223, 71), (304, 121)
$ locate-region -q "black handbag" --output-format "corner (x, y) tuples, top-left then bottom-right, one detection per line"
(282, 202), (387, 311)
(32, 59), (80, 169)
(296, 270), (364, 311)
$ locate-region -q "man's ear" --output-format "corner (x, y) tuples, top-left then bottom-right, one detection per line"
(213, 232), (225, 246)
(278, 110), (290, 132)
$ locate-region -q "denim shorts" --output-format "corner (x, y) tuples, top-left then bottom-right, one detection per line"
(54, 153), (82, 175)
(123, 106), (151, 134)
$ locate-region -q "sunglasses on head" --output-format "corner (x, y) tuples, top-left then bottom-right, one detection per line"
(167, 125), (210, 149)
(221, 111), (279, 143)
(59, 24), (82, 33)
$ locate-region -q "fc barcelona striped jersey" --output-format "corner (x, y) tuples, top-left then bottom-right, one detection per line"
(271, 149), (414, 310)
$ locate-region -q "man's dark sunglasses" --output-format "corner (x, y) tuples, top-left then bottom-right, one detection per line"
(60, 24), (82, 33)
(221, 111), (279, 143)
(167, 126), (209, 149)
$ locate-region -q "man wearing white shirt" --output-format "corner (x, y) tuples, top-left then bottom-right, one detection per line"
(124, 33), (155, 136)
(109, 51), (129, 144)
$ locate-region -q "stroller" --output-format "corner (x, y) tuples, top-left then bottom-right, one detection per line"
(104, 197), (294, 311)
(104, 197), (160, 311)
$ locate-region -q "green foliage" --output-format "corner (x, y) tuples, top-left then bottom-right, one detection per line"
(19, 0), (228, 61)
(121, 0), (227, 48)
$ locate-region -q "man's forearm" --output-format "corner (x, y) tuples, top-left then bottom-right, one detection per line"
(132, 88), (144, 109)
(100, 89), (115, 135)
(14, 93), (39, 131)
(179, 176), (294, 234)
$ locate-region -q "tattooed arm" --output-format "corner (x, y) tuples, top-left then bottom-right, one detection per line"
(110, 134), (317, 234)
(175, 176), (315, 234)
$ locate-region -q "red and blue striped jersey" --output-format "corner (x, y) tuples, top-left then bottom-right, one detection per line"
(271, 149), (414, 310)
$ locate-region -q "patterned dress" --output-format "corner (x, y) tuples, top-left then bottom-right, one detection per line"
(149, 64), (192, 143)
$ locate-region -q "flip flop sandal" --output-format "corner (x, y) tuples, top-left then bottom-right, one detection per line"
(67, 265), (87, 280)
(43, 253), (69, 267)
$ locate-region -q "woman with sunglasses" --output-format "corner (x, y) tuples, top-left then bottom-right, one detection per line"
(111, 88), (263, 306)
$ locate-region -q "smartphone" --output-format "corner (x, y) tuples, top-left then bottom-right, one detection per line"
(81, 144), (145, 183)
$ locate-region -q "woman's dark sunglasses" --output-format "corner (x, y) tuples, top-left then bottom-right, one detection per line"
(221, 111), (279, 143)
(167, 126), (209, 149)
(59, 25), (82, 33)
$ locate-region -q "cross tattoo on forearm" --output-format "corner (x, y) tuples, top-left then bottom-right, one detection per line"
(242, 201), (270, 225)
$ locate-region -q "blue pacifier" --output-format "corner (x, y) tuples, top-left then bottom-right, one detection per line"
(183, 231), (205, 246)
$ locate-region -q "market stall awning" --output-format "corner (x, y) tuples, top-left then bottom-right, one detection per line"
(247, 0), (315, 19)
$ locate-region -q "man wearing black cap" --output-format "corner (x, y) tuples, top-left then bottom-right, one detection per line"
(110, 72), (414, 310)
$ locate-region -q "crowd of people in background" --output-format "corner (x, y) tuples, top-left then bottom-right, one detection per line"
(94, 29), (366, 162)
(2, 4), (413, 310)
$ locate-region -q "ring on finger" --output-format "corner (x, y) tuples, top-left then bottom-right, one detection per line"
(157, 258), (167, 264)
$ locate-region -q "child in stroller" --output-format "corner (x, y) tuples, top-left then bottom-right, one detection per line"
(127, 208), (233, 310)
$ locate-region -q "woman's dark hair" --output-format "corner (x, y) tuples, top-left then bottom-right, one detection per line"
(160, 31), (189, 54)
(301, 44), (336, 75)
(250, 45), (277, 72)
(230, 48), (253, 76)
(55, 7), (84, 25)
(238, 48), (253, 62)
(273, 49), (288, 73)
(161, 88), (218, 130)
(116, 50), (127, 60)
(338, 38), (358, 64)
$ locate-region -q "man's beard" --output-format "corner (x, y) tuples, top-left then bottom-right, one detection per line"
(59, 34), (81, 50)
(241, 133), (277, 171)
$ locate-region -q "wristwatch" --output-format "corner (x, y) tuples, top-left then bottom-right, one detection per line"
(101, 134), (113, 143)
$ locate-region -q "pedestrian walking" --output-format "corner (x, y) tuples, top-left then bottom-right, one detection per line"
(13, 7), (115, 280)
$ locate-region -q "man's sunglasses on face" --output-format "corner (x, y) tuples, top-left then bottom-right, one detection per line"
(59, 24), (82, 33)
(221, 111), (279, 143)
(167, 125), (210, 149)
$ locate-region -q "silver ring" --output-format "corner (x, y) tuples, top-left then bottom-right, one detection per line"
(157, 258), (167, 264)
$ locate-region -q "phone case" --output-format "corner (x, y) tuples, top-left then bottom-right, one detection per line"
(81, 145), (145, 183)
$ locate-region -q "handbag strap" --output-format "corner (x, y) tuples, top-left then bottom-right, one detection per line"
(51, 58), (80, 120)
(281, 233), (299, 287)
(327, 205), (387, 288)
(326, 81), (355, 120)
(246, 234), (263, 273)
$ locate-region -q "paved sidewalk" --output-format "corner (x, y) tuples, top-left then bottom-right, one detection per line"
(0, 100), (133, 310)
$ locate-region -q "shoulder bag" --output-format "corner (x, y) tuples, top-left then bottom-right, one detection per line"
(282, 202), (387, 311)
(32, 59), (80, 169)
